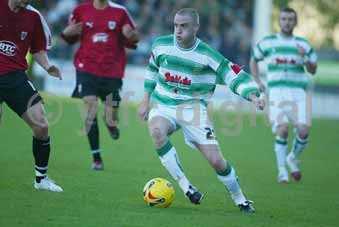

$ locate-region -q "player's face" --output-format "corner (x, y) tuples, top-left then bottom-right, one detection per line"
(279, 12), (297, 35)
(174, 14), (199, 47)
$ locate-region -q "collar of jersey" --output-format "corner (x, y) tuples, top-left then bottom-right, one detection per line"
(277, 33), (295, 41)
(174, 37), (200, 52)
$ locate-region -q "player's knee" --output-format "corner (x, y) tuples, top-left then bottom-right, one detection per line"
(84, 97), (98, 112)
(150, 127), (167, 147)
(32, 121), (49, 139)
(277, 125), (288, 138)
(297, 127), (309, 140)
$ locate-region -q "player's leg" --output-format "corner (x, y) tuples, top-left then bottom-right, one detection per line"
(100, 78), (122, 140)
(269, 89), (290, 183)
(4, 72), (62, 192)
(196, 143), (255, 213)
(148, 112), (198, 204)
(274, 124), (289, 183)
(286, 89), (310, 181)
(75, 71), (103, 170)
(83, 95), (102, 170)
(22, 101), (63, 192)
(103, 90), (121, 140)
(286, 124), (309, 181)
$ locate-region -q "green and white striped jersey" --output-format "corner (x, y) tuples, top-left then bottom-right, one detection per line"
(252, 33), (317, 90)
(144, 35), (259, 106)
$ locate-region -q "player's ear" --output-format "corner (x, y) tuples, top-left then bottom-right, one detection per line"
(193, 23), (199, 33)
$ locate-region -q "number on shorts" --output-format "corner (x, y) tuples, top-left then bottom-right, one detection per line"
(204, 127), (215, 140)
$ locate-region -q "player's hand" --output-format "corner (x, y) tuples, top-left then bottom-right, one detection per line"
(257, 81), (266, 93)
(138, 100), (150, 121)
(47, 65), (62, 80)
(63, 21), (82, 37)
(249, 93), (265, 111)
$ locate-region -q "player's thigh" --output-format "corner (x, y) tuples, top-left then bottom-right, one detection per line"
(102, 91), (120, 123)
(291, 92), (311, 129)
(179, 105), (218, 149)
(83, 95), (99, 119)
(268, 95), (289, 134)
(99, 78), (122, 109)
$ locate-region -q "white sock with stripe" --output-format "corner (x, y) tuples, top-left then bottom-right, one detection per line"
(157, 141), (191, 193)
(274, 136), (288, 171)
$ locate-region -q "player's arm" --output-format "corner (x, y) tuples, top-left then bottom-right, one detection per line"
(122, 24), (139, 46)
(121, 7), (139, 50)
(30, 13), (62, 80)
(297, 44), (317, 75)
(61, 9), (82, 45)
(250, 58), (265, 92)
(33, 51), (62, 80)
(250, 41), (266, 92)
(221, 60), (264, 110)
(61, 20), (82, 45)
(138, 52), (158, 120)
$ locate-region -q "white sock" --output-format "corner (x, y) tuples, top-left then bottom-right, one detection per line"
(291, 135), (308, 158)
(91, 149), (101, 154)
(158, 144), (191, 193)
(274, 136), (288, 171)
(217, 168), (247, 205)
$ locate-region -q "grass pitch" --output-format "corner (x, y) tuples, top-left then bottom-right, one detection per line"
(0, 94), (338, 227)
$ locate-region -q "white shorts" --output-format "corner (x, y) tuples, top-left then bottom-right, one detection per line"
(268, 87), (312, 133)
(148, 103), (218, 149)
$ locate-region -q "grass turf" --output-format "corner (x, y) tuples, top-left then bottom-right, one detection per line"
(0, 94), (338, 227)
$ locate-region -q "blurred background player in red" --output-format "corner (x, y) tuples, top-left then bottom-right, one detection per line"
(0, 0), (63, 191)
(61, 0), (139, 170)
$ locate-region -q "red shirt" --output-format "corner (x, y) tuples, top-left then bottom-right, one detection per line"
(0, 0), (51, 75)
(71, 2), (136, 78)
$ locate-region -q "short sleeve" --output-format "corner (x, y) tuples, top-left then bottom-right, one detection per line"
(30, 14), (52, 53)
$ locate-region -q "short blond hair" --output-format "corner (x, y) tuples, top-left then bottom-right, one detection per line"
(176, 8), (200, 25)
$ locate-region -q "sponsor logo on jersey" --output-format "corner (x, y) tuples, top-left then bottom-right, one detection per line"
(21, 31), (28, 40)
(108, 21), (116, 30)
(85, 22), (94, 28)
(0, 40), (17, 56)
(275, 57), (297, 65)
(164, 72), (191, 89)
(92, 33), (108, 43)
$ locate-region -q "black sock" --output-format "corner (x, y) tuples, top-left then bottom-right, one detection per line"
(33, 137), (50, 182)
(87, 117), (99, 150)
(92, 151), (102, 162)
(87, 117), (101, 161)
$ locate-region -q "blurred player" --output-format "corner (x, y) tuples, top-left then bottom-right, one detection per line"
(0, 0), (63, 192)
(138, 8), (265, 213)
(250, 7), (317, 183)
(61, 0), (139, 170)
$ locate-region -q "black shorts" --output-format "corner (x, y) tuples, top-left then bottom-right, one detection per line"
(72, 71), (122, 107)
(0, 71), (42, 117)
